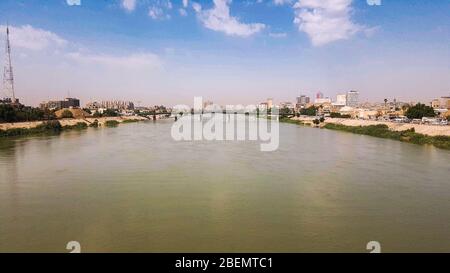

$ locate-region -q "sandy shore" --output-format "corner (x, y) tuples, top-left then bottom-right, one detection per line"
(291, 117), (450, 136)
(0, 116), (148, 130)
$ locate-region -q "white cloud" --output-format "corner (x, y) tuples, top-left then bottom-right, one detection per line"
(179, 8), (188, 16)
(66, 0), (81, 6)
(273, 0), (292, 5)
(192, 2), (202, 12)
(293, 0), (364, 46)
(147, 1), (174, 19)
(121, 0), (137, 12)
(194, 0), (265, 37)
(167, 0), (173, 9)
(66, 52), (162, 70)
(148, 6), (171, 20)
(269, 32), (287, 38)
(182, 0), (189, 8)
(1, 25), (67, 51)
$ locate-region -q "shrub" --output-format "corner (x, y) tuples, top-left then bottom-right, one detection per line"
(121, 119), (140, 123)
(0, 120), (62, 137)
(330, 112), (351, 118)
(300, 106), (317, 116)
(89, 119), (99, 128)
(104, 120), (119, 127)
(61, 110), (74, 119)
(104, 109), (119, 117)
(37, 120), (63, 132)
(323, 123), (450, 150)
(64, 122), (88, 130)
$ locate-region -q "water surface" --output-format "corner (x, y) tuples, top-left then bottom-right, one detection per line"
(1, 121), (449, 252)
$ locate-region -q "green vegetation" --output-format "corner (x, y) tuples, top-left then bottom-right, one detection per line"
(61, 109), (74, 119)
(330, 112), (351, 119)
(323, 123), (450, 150)
(0, 104), (55, 123)
(405, 103), (436, 119)
(280, 107), (294, 117)
(121, 119), (140, 123)
(0, 120), (91, 138)
(104, 120), (120, 127)
(299, 106), (317, 116)
(0, 117), (140, 139)
(63, 122), (88, 130)
(89, 119), (99, 128)
(0, 120), (62, 137)
(279, 117), (308, 126)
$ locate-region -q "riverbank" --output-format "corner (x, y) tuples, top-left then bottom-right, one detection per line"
(285, 117), (450, 150)
(0, 116), (147, 138)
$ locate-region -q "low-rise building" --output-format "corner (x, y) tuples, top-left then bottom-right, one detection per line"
(440, 96), (450, 109)
(85, 100), (134, 111)
(280, 102), (294, 109)
(40, 97), (80, 110)
(339, 106), (355, 117)
(431, 99), (441, 109)
(430, 96), (450, 110)
(314, 97), (331, 105)
(355, 109), (379, 120)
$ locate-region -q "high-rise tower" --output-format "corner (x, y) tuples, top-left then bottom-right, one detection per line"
(3, 24), (15, 102)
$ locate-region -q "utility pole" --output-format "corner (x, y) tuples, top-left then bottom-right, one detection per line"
(3, 23), (16, 103)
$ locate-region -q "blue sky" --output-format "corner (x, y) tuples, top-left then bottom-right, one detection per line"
(0, 0), (449, 106)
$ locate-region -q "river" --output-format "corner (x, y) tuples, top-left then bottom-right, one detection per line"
(1, 120), (449, 252)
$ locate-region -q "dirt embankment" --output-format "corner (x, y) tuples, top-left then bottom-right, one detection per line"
(290, 117), (450, 136)
(0, 116), (147, 131)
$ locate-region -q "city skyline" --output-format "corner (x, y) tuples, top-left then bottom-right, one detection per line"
(1, 0), (449, 106)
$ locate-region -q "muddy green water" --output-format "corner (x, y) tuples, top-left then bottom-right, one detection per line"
(1, 121), (449, 252)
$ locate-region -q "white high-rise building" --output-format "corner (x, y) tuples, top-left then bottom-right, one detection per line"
(267, 98), (273, 109)
(346, 91), (359, 107)
(335, 94), (347, 106)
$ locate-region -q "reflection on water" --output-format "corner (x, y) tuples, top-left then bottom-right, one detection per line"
(0, 121), (450, 252)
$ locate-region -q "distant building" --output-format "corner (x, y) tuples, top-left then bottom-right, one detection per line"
(86, 100), (134, 111)
(356, 109), (379, 120)
(258, 102), (268, 111)
(203, 100), (214, 109)
(85, 101), (102, 110)
(431, 99), (440, 109)
(346, 91), (359, 107)
(430, 97), (450, 110)
(267, 98), (273, 109)
(296, 95), (310, 105)
(40, 97), (80, 110)
(0, 97), (20, 105)
(440, 96), (450, 109)
(280, 102), (294, 109)
(316, 92), (324, 99)
(339, 106), (355, 117)
(64, 98), (80, 108)
(315, 97), (331, 104)
(335, 94), (347, 106)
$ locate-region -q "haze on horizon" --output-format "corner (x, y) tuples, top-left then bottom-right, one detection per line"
(0, 0), (449, 107)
